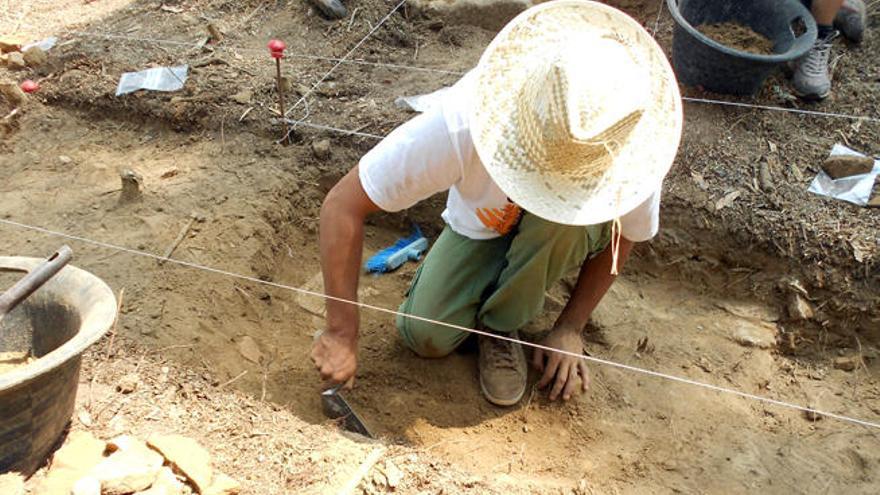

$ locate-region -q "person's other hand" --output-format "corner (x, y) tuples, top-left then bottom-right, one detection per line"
(311, 330), (357, 388)
(532, 326), (590, 401)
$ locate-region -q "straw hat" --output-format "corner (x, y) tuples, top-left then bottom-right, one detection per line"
(470, 0), (683, 226)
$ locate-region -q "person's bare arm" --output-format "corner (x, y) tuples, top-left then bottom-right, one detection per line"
(311, 165), (381, 386)
(555, 237), (634, 331)
(532, 237), (635, 401)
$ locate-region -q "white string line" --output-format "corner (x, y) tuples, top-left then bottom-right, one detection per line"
(651, 0), (666, 35)
(281, 118), (385, 139)
(1, 217), (878, 431)
(284, 0), (409, 119)
(61, 29), (879, 124)
(682, 97), (880, 124)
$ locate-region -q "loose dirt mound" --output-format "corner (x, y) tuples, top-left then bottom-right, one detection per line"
(697, 22), (775, 55)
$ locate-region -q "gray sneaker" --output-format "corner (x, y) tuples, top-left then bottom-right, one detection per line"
(309, 0), (347, 19)
(478, 332), (527, 406)
(792, 33), (836, 100)
(835, 0), (867, 44)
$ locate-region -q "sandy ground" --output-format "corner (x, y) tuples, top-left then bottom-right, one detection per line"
(2, 0), (880, 493)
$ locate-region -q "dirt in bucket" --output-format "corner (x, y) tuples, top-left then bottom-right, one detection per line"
(697, 22), (775, 55)
(0, 351), (35, 374)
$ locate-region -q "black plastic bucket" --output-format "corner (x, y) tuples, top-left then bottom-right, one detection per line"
(0, 257), (117, 475)
(667, 0), (817, 95)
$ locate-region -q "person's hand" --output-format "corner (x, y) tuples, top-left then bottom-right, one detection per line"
(532, 325), (590, 401)
(311, 330), (358, 388)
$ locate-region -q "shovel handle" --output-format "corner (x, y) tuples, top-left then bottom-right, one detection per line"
(0, 246), (73, 317)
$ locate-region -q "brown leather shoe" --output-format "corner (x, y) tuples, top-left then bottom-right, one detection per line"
(478, 332), (527, 406)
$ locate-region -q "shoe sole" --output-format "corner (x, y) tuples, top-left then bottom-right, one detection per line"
(479, 376), (526, 407)
(795, 90), (831, 101)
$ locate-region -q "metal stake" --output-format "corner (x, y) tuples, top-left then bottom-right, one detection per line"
(268, 39), (289, 144)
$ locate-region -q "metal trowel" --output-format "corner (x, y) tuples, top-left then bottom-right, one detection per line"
(321, 384), (373, 438)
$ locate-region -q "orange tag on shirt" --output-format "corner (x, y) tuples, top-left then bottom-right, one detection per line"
(475, 203), (522, 235)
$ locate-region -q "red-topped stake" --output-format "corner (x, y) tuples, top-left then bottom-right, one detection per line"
(20, 80), (39, 94)
(268, 39), (286, 59)
(268, 39), (289, 143)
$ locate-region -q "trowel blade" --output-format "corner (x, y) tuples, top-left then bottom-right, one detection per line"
(321, 386), (373, 438)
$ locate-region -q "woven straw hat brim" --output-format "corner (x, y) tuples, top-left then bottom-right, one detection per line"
(470, 0), (683, 226)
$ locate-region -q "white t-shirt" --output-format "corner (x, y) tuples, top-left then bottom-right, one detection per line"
(359, 74), (661, 242)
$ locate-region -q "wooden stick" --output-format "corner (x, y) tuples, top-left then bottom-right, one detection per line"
(218, 370), (247, 388)
(106, 287), (125, 358)
(158, 214), (197, 265)
(339, 447), (386, 495)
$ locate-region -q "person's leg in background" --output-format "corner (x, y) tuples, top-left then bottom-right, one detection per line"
(794, 0), (844, 100)
(794, 0), (867, 100)
(835, 0), (868, 43)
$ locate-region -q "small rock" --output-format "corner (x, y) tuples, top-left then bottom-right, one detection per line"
(0, 35), (25, 52)
(5, 51), (25, 70)
(117, 373), (140, 394)
(297, 271), (326, 317)
(295, 83), (311, 97)
(787, 294), (814, 320)
(868, 195), (880, 208)
(730, 321), (777, 349)
(52, 431), (106, 472)
(316, 81), (338, 97)
(0, 473), (24, 495)
(77, 408), (93, 427)
(372, 469), (388, 488)
(715, 190), (741, 211)
(822, 154), (874, 179)
(92, 438), (164, 495)
(312, 139), (331, 160)
(0, 81), (27, 106)
(236, 335), (263, 364)
(71, 476), (101, 495)
(206, 22), (224, 43)
(135, 467), (185, 495)
(33, 468), (81, 495)
(383, 461), (403, 489)
(833, 356), (858, 372)
(522, 425), (529, 433)
(717, 301), (779, 322)
(788, 163), (804, 181)
(204, 473), (241, 495)
(691, 171), (709, 190)
(758, 161), (774, 191)
(22, 46), (47, 67)
(58, 155), (73, 165)
(147, 434), (213, 493)
(230, 90), (252, 105)
(107, 413), (129, 436)
(803, 407), (823, 422)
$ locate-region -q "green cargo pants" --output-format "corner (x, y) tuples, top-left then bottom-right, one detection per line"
(395, 213), (611, 358)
